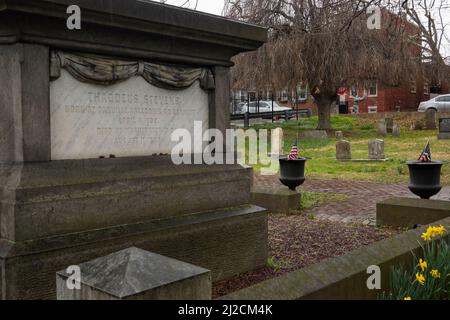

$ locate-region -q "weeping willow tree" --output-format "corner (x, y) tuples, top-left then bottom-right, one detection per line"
(224, 0), (421, 129)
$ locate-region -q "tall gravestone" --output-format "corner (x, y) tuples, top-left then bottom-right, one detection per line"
(368, 139), (385, 160)
(0, 1), (267, 299)
(336, 140), (351, 161)
(438, 118), (450, 140)
(425, 109), (437, 129)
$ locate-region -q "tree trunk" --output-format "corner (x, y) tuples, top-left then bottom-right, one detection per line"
(316, 98), (333, 130)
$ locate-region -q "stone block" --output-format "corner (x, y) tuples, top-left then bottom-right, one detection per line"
(425, 109), (437, 129)
(336, 140), (351, 161)
(251, 185), (301, 213)
(368, 139), (385, 160)
(56, 247), (211, 300)
(377, 120), (387, 136)
(377, 197), (450, 228)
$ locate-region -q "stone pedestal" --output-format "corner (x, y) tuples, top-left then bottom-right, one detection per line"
(376, 197), (450, 228)
(56, 247), (211, 300)
(251, 186), (301, 214)
(0, 1), (268, 300)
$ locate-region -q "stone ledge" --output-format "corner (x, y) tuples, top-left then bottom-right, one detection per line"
(377, 197), (450, 228)
(220, 216), (450, 300)
(251, 185), (301, 213)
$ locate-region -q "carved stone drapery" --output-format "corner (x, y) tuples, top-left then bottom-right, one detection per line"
(50, 51), (215, 91)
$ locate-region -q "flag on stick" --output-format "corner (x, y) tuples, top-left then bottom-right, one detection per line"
(418, 142), (432, 162)
(288, 141), (299, 160)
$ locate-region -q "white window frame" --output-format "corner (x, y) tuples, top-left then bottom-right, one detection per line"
(367, 80), (378, 97)
(296, 83), (309, 101)
(368, 106), (378, 113)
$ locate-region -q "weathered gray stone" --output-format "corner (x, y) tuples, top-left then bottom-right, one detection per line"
(368, 139), (385, 160)
(425, 109), (437, 129)
(438, 118), (450, 139)
(385, 117), (394, 133)
(56, 247), (211, 300)
(377, 120), (387, 136)
(392, 124), (400, 137)
(336, 140), (351, 161)
(303, 130), (328, 140)
(251, 186), (301, 214)
(377, 197), (450, 228)
(335, 131), (344, 140)
(0, 1), (268, 300)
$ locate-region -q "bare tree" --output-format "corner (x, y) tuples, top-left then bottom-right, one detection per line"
(401, 0), (450, 88)
(225, 0), (422, 129)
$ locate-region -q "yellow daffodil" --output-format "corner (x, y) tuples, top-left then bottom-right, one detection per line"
(430, 269), (441, 279)
(416, 273), (426, 285)
(418, 259), (427, 272)
(421, 225), (447, 241)
(404, 297), (412, 300)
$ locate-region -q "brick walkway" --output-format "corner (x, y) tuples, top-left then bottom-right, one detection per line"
(255, 175), (450, 225)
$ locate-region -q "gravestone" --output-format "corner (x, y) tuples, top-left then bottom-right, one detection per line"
(335, 131), (344, 140)
(56, 247), (211, 300)
(438, 118), (450, 140)
(425, 109), (437, 129)
(377, 120), (387, 136)
(0, 1), (267, 300)
(336, 140), (351, 161)
(392, 124), (400, 137)
(385, 117), (394, 133)
(368, 139), (385, 160)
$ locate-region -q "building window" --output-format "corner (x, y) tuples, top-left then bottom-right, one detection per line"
(368, 106), (378, 113)
(410, 81), (417, 94)
(367, 80), (377, 97)
(248, 91), (256, 101)
(296, 84), (309, 101)
(280, 89), (289, 102)
(424, 83), (429, 95)
(239, 91), (248, 102)
(350, 83), (358, 97)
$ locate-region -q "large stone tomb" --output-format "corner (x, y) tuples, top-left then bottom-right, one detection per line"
(0, 0), (268, 299)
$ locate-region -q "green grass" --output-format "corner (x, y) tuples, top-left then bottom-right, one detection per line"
(248, 116), (450, 185)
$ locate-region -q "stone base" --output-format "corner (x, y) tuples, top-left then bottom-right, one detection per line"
(251, 185), (301, 213)
(0, 156), (268, 299)
(376, 197), (450, 228)
(1, 204), (267, 300)
(438, 133), (450, 140)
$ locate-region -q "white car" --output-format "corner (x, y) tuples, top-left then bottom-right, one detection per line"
(418, 95), (450, 112)
(241, 101), (293, 114)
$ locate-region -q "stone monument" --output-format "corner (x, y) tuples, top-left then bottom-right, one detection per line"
(425, 109), (437, 129)
(0, 0), (267, 299)
(438, 118), (450, 140)
(377, 120), (387, 136)
(336, 140), (351, 161)
(385, 117), (394, 133)
(368, 139), (385, 160)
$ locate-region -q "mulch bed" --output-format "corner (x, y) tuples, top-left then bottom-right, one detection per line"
(212, 214), (400, 298)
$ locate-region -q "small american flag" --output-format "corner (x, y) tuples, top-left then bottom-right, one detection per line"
(418, 142), (431, 162)
(288, 142), (299, 160)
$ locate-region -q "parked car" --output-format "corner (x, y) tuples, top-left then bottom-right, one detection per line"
(418, 95), (450, 112)
(240, 101), (293, 116)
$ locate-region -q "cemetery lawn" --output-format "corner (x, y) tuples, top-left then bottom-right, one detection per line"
(251, 115), (450, 185)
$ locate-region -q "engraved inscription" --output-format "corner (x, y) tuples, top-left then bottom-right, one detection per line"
(50, 70), (208, 160)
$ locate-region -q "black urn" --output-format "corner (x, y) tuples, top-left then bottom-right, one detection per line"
(406, 161), (444, 199)
(279, 157), (307, 191)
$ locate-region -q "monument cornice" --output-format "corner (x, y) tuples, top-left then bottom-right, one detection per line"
(0, 0), (267, 67)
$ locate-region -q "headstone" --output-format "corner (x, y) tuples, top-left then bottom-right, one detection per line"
(56, 248), (211, 300)
(335, 131), (344, 140)
(438, 118), (450, 140)
(392, 124), (400, 137)
(425, 109), (437, 129)
(385, 117), (394, 133)
(368, 139), (385, 160)
(377, 120), (387, 136)
(303, 130), (328, 140)
(336, 140), (351, 161)
(271, 127), (284, 156)
(0, 1), (267, 300)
